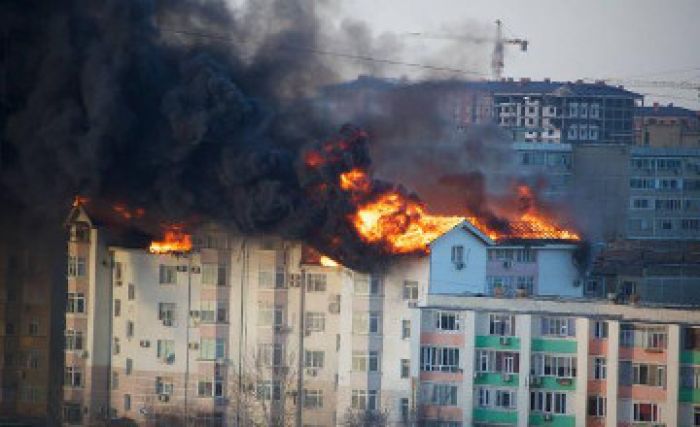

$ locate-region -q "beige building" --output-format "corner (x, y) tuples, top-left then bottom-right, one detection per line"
(63, 204), (427, 426)
(635, 104), (700, 148)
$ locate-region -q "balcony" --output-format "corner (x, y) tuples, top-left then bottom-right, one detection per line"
(473, 408), (517, 425)
(473, 372), (519, 387)
(475, 335), (520, 350)
(528, 413), (575, 426)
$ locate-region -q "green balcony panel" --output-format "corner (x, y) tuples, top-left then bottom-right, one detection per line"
(531, 376), (576, 391)
(475, 335), (521, 350)
(531, 338), (577, 353)
(680, 350), (700, 365)
(679, 388), (700, 403)
(528, 414), (575, 427)
(474, 372), (520, 387)
(473, 408), (517, 425)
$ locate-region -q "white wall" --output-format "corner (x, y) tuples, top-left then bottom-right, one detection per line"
(536, 247), (582, 297)
(429, 226), (488, 295)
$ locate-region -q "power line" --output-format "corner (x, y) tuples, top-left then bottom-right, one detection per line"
(159, 27), (488, 78)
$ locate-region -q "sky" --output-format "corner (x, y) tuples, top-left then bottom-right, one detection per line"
(328, 0), (699, 108)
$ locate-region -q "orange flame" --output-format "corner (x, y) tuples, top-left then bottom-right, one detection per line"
(319, 256), (340, 267)
(112, 203), (145, 220)
(149, 226), (193, 254)
(72, 195), (90, 207)
(342, 169), (579, 254)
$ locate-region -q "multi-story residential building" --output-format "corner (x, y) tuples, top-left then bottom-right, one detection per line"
(572, 144), (700, 242)
(0, 213), (64, 426)
(413, 294), (700, 427)
(513, 142), (573, 201)
(63, 204), (427, 426)
(635, 103), (700, 148)
(321, 76), (643, 145)
(429, 220), (584, 299)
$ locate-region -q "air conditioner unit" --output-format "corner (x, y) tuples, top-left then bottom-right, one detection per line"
(407, 301), (418, 308)
(305, 368), (318, 377)
(502, 260), (513, 269)
(502, 373), (512, 382)
(287, 274), (301, 288)
(453, 261), (465, 270)
(164, 354), (175, 364)
(162, 319), (173, 327)
(190, 310), (200, 318)
(80, 350), (89, 359)
(500, 336), (511, 345)
(529, 375), (540, 386)
(328, 303), (340, 314)
(274, 325), (291, 333)
(188, 342), (199, 350)
(191, 266), (201, 274)
(543, 413), (553, 421)
(158, 394), (170, 402)
(176, 265), (188, 272)
(140, 340), (150, 348)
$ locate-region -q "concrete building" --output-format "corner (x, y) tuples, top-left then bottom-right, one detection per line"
(429, 221), (584, 299)
(513, 143), (572, 202)
(635, 104), (700, 148)
(63, 204), (428, 426)
(413, 294), (700, 427)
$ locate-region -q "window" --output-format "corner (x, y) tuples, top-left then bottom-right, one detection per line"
(112, 371), (119, 389)
(123, 394), (131, 411)
(65, 330), (84, 351)
(426, 383), (458, 406)
(202, 263), (227, 286)
(402, 319), (411, 339)
(200, 338), (225, 360)
(530, 391), (568, 414)
(257, 343), (285, 367)
(401, 359), (410, 378)
(198, 377), (224, 397)
(114, 262), (123, 286)
(354, 276), (382, 295)
(589, 125), (599, 140)
(159, 265), (177, 284)
(26, 350), (39, 369)
(70, 222), (90, 242)
(113, 338), (120, 355)
(495, 389), (516, 409)
(593, 321), (608, 339)
(436, 311), (460, 331)
(451, 245), (464, 264)
(157, 340), (175, 363)
(67, 256), (86, 277)
(579, 125), (588, 140)
(630, 178), (656, 189)
(126, 321), (134, 338)
(126, 358), (133, 375)
(258, 305), (284, 327)
(633, 402), (659, 422)
(200, 301), (219, 323)
(305, 351), (324, 368)
(352, 351), (379, 372)
(114, 299), (121, 317)
(593, 357), (607, 379)
(306, 274), (326, 292)
(540, 317), (576, 337)
(63, 403), (82, 423)
(256, 381), (281, 400)
(400, 398), (410, 422)
(28, 320), (39, 336)
(158, 303), (176, 326)
(589, 103), (600, 118)
(694, 406), (700, 426)
(352, 312), (381, 334)
(305, 312), (325, 332)
(531, 354), (577, 378)
(680, 366), (700, 389)
(66, 293), (85, 314)
(631, 198), (651, 210)
(588, 395), (606, 417)
(476, 350), (520, 373)
(489, 314), (515, 336)
(478, 388), (491, 407)
(303, 389), (323, 409)
(128, 283), (135, 300)
(403, 280), (419, 300)
(420, 346), (460, 372)
(568, 125), (578, 140)
(155, 377), (174, 395)
(633, 363), (666, 387)
(351, 390), (378, 410)
(568, 103), (578, 117)
(64, 366), (82, 387)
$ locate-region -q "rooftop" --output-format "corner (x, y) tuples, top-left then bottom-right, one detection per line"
(636, 104), (698, 118)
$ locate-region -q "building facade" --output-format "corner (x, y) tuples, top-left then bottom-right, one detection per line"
(635, 104), (700, 148)
(413, 294), (700, 427)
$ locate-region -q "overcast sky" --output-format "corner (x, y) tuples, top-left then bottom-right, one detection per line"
(330, 0), (699, 108)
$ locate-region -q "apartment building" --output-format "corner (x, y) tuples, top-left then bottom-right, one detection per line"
(413, 294), (700, 427)
(635, 104), (700, 148)
(513, 142), (572, 202)
(63, 204), (427, 426)
(429, 220), (584, 299)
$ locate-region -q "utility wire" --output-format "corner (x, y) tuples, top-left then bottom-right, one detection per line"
(159, 27), (489, 78)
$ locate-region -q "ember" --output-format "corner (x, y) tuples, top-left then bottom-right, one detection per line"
(149, 226), (193, 254)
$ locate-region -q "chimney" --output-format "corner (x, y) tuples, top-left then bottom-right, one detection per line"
(544, 77), (551, 83)
(653, 102), (659, 111)
(507, 77), (514, 82)
(575, 79), (583, 84)
(668, 103), (674, 108)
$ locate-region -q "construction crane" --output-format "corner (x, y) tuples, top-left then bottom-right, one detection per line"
(405, 19), (528, 80)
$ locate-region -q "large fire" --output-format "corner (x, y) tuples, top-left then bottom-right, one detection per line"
(149, 226), (193, 254)
(338, 169), (579, 254)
